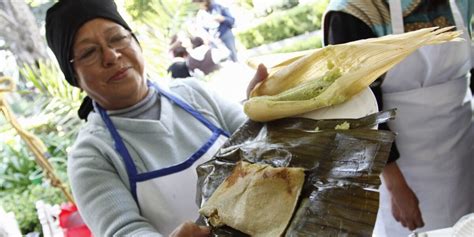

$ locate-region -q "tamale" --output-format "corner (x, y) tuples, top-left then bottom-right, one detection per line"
(244, 27), (462, 121)
(199, 161), (305, 237)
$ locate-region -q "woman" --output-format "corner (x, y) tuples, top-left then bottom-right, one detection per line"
(45, 0), (266, 236)
(323, 0), (474, 236)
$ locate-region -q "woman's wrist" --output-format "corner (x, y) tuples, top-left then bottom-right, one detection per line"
(382, 162), (408, 193)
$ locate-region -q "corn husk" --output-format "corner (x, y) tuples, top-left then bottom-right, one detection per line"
(244, 27), (462, 122)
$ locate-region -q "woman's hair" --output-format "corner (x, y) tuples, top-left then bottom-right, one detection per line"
(192, 0), (212, 10)
(191, 37), (205, 48)
(172, 46), (188, 58)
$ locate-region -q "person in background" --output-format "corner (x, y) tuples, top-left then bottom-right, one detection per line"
(187, 36), (228, 76)
(169, 34), (182, 54)
(193, 0), (238, 62)
(323, 0), (473, 236)
(167, 46), (191, 79)
(45, 0), (267, 236)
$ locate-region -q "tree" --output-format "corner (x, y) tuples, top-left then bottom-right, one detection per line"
(126, 0), (197, 77)
(125, 0), (176, 21)
(0, 0), (48, 67)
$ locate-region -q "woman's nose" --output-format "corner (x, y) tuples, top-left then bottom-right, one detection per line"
(101, 46), (121, 67)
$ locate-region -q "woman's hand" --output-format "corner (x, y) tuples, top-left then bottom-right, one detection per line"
(169, 221), (210, 237)
(246, 64), (268, 99)
(390, 187), (424, 231)
(382, 162), (424, 231)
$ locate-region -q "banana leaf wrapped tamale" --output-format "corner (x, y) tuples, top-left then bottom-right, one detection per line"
(196, 110), (396, 236)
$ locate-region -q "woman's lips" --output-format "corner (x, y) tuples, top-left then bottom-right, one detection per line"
(109, 67), (130, 82)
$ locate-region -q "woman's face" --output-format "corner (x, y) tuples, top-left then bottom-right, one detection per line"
(72, 18), (147, 110)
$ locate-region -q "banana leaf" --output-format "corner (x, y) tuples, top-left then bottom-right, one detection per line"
(196, 110), (397, 236)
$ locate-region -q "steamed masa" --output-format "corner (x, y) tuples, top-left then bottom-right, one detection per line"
(199, 161), (305, 237)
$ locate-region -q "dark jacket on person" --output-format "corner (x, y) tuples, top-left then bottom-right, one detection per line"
(167, 60), (191, 79)
(324, 11), (400, 163)
(208, 3), (235, 38)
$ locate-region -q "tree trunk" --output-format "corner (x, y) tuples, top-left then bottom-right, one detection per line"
(0, 0), (48, 67)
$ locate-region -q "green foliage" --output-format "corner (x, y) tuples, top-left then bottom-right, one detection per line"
(125, 0), (155, 20)
(20, 61), (82, 103)
(0, 132), (69, 192)
(235, 0), (254, 9)
(0, 184), (67, 234)
(0, 141), (42, 191)
(131, 0), (196, 78)
(271, 34), (322, 54)
(0, 60), (80, 235)
(9, 60), (79, 185)
(260, 0), (300, 15)
(0, 134), (69, 235)
(237, 0), (328, 49)
(279, 0), (299, 9)
(20, 60), (83, 138)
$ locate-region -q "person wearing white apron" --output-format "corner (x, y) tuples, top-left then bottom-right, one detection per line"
(374, 1), (474, 236)
(323, 0), (474, 236)
(96, 82), (229, 236)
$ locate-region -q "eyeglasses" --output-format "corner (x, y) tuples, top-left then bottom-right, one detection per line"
(70, 32), (133, 66)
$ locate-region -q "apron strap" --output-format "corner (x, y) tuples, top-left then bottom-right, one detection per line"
(96, 102), (140, 200)
(150, 81), (230, 137)
(389, 0), (404, 34)
(135, 131), (223, 180)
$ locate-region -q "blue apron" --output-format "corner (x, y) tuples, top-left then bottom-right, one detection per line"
(96, 82), (230, 235)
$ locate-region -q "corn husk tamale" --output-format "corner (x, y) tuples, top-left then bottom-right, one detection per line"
(244, 27), (462, 122)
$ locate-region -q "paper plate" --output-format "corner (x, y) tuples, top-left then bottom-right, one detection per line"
(411, 213), (474, 237)
(296, 88), (378, 120)
(453, 213), (474, 237)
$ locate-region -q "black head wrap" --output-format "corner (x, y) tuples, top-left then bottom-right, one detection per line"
(45, 0), (135, 120)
